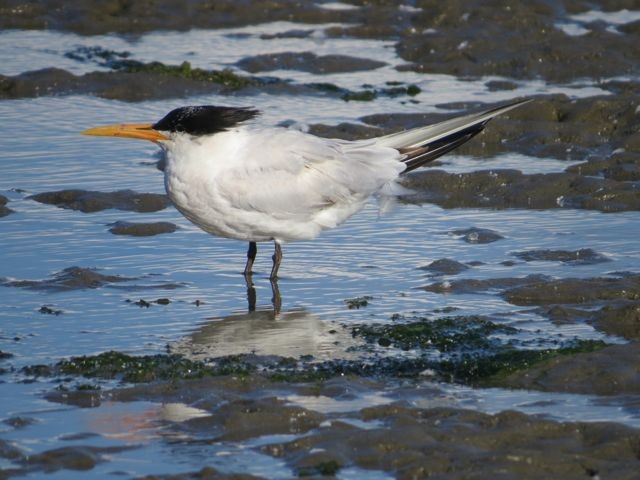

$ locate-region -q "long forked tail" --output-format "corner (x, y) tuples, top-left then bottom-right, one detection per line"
(376, 98), (531, 173)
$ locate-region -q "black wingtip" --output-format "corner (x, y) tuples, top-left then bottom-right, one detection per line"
(400, 98), (531, 173)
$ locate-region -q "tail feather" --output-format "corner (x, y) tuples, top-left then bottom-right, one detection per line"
(376, 98), (531, 173)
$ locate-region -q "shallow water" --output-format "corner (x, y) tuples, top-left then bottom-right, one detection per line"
(1, 20), (640, 478)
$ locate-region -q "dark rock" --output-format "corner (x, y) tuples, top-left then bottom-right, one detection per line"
(450, 227), (504, 244)
(108, 220), (177, 236)
(0, 194), (13, 217)
(419, 258), (469, 275)
(39, 305), (63, 315)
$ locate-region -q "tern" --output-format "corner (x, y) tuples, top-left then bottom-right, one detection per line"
(83, 99), (529, 279)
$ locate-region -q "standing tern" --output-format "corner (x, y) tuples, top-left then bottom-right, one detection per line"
(82, 98), (529, 279)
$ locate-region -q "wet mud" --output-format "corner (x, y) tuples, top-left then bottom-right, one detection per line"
(29, 189), (170, 213)
(402, 168), (640, 213)
(1, 266), (135, 292)
(1, 267), (184, 292)
(3, 0), (640, 478)
(108, 220), (177, 236)
(236, 52), (386, 74)
(419, 258), (469, 275)
(3, 0), (640, 85)
(0, 442), (135, 477)
(0, 60), (423, 103)
(512, 248), (610, 265)
(489, 342), (640, 395)
(18, 349), (637, 479)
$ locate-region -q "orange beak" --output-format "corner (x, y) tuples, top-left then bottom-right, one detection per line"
(81, 123), (169, 143)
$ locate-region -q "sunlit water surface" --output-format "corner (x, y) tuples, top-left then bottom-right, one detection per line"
(1, 22), (640, 479)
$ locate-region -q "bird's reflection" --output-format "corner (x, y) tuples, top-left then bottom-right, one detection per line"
(171, 276), (354, 361)
(244, 272), (281, 313)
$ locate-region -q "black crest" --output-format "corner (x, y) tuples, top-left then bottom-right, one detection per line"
(153, 106), (259, 135)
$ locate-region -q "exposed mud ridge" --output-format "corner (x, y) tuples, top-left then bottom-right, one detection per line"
(512, 248), (610, 265)
(393, 3), (640, 82)
(236, 51), (386, 74)
(0, 1), (430, 40)
(590, 303), (640, 340)
(29, 189), (170, 213)
(0, 441), (135, 477)
(108, 220), (177, 236)
(1, 266), (135, 292)
(0, 65), (262, 102)
(364, 94), (640, 161)
(3, 0), (640, 84)
(27, 357), (640, 479)
(505, 274), (640, 306)
(419, 258), (469, 275)
(267, 404), (640, 479)
(422, 274), (551, 295)
(488, 342), (640, 395)
(402, 168), (640, 212)
(424, 272), (640, 306)
(419, 270), (640, 395)
(0, 0), (362, 35)
(0, 60), (421, 102)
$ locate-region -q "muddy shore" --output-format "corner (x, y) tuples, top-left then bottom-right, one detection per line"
(2, 0), (640, 478)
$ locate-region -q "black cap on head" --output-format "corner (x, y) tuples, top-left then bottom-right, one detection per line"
(153, 106), (259, 136)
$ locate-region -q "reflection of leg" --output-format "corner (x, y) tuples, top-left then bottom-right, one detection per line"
(270, 277), (281, 314)
(270, 242), (282, 280)
(244, 272), (256, 312)
(244, 241), (257, 276)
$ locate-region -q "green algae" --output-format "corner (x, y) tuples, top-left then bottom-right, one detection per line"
(54, 351), (254, 383)
(353, 315), (517, 352)
(438, 339), (608, 384)
(298, 460), (341, 477)
(19, 335), (608, 390)
(308, 82), (421, 102)
(111, 60), (259, 89)
(64, 46), (131, 65)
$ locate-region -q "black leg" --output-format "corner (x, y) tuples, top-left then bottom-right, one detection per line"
(270, 242), (282, 280)
(244, 241), (257, 276)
